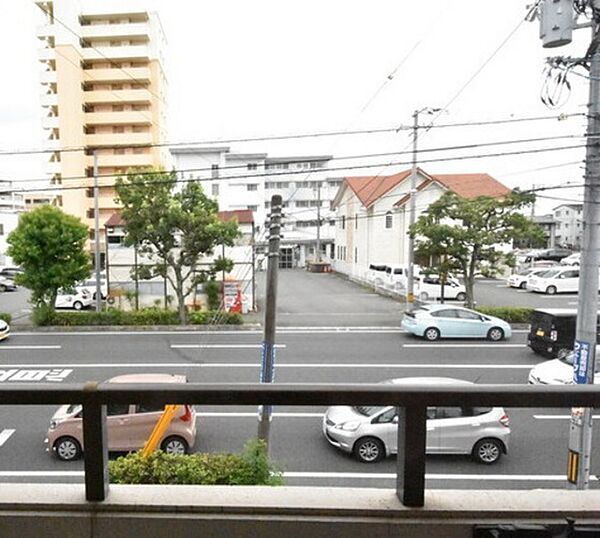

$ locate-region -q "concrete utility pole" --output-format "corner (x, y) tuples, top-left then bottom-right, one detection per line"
(568, 17), (600, 489)
(316, 182), (321, 262)
(93, 150), (102, 313)
(257, 194), (282, 449)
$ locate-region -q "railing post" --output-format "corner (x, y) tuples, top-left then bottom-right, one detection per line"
(82, 383), (108, 501)
(396, 405), (427, 507)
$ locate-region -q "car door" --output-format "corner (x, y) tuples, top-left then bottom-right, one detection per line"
(106, 403), (134, 451)
(126, 401), (166, 449)
(434, 406), (480, 454)
(430, 308), (461, 337)
(455, 309), (487, 337)
(557, 269), (578, 292)
(378, 407), (440, 454)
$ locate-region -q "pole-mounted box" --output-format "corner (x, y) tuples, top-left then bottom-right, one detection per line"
(539, 0), (574, 48)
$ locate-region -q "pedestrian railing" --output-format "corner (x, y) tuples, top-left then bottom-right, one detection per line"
(3, 382), (599, 507)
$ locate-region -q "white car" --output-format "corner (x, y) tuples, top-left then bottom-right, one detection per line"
(527, 266), (580, 295)
(507, 267), (551, 289)
(528, 347), (600, 385)
(365, 264), (388, 286)
(560, 253), (581, 266)
(76, 277), (108, 300)
(55, 288), (93, 310)
(415, 275), (466, 302)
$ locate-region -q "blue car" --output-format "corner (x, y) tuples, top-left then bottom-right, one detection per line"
(401, 304), (512, 341)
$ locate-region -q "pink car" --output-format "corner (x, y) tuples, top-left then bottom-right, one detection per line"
(45, 373), (197, 461)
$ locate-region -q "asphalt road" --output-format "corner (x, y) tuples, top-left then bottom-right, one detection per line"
(0, 328), (595, 491)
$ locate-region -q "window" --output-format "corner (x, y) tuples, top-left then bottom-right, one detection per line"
(136, 402), (164, 413)
(107, 403), (129, 416)
(385, 211), (393, 229)
(247, 163), (258, 170)
(111, 84), (123, 90)
(85, 187), (94, 198)
(86, 208), (95, 219)
(88, 229), (95, 240)
(211, 164), (219, 178)
(0, 224), (4, 236)
(107, 235), (123, 245)
(112, 126), (124, 133)
(247, 184), (258, 191)
(431, 309), (458, 318)
(435, 407), (464, 419)
(456, 310), (481, 321)
(354, 247), (358, 263)
(373, 408), (396, 424)
(341, 215), (346, 229)
(212, 183), (219, 196)
(114, 148), (125, 155)
(247, 205), (258, 211)
(355, 215), (358, 229)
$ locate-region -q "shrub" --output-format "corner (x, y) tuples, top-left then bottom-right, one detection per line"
(475, 307), (533, 324)
(43, 307), (179, 326)
(0, 313), (11, 324)
(189, 310), (243, 325)
(204, 279), (221, 311)
(109, 439), (282, 486)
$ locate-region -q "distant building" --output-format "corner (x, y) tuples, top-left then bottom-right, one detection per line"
(0, 181), (25, 266)
(23, 192), (58, 211)
(552, 204), (582, 248)
(532, 214), (557, 248)
(171, 147), (337, 268)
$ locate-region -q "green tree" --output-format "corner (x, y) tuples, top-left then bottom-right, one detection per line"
(115, 169), (240, 324)
(411, 190), (545, 308)
(7, 205), (90, 313)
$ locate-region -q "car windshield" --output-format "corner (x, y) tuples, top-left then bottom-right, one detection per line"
(517, 268), (534, 276)
(540, 269), (560, 278)
(353, 406), (384, 416)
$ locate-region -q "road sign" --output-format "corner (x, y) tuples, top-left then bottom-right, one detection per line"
(573, 340), (591, 384)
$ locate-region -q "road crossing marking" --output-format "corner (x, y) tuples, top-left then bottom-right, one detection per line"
(0, 429), (15, 447)
(171, 344), (286, 349)
(0, 346), (61, 350)
(533, 414), (600, 420)
(403, 344), (526, 348)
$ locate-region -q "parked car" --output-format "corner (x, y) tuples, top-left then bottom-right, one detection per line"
(0, 319), (9, 341)
(55, 288), (93, 310)
(414, 275), (466, 302)
(402, 304), (511, 341)
(527, 266), (580, 294)
(560, 252), (581, 266)
(322, 377), (510, 464)
(76, 277), (108, 300)
(507, 267), (552, 289)
(365, 264), (388, 286)
(523, 248), (574, 264)
(528, 347), (600, 385)
(0, 276), (17, 292)
(45, 373), (197, 461)
(0, 267), (23, 279)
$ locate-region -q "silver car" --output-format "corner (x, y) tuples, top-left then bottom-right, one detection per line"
(322, 377), (510, 464)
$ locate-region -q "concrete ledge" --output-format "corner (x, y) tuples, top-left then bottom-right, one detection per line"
(1, 484), (600, 538)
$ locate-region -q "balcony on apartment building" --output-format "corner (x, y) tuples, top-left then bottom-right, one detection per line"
(37, 47), (56, 61)
(40, 92), (58, 107)
(85, 110), (152, 126)
(45, 161), (61, 175)
(84, 131), (153, 148)
(80, 22), (150, 40)
(35, 23), (55, 39)
(81, 45), (150, 62)
(40, 70), (57, 83)
(41, 115), (59, 129)
(86, 152), (154, 168)
(84, 88), (152, 105)
(83, 66), (151, 84)
(44, 139), (60, 151)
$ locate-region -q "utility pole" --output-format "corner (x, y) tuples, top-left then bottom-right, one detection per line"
(93, 150), (102, 313)
(316, 182), (321, 262)
(533, 0), (598, 489)
(257, 194), (282, 449)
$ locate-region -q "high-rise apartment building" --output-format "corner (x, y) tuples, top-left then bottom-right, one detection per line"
(35, 0), (168, 257)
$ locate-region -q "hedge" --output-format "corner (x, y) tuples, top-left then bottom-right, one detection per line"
(109, 439), (282, 486)
(0, 313), (11, 324)
(38, 307), (243, 326)
(475, 307), (533, 324)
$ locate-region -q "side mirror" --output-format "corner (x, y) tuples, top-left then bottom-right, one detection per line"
(392, 415), (399, 424)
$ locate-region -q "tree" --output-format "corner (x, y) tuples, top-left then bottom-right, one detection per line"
(115, 169), (241, 324)
(411, 190), (545, 308)
(7, 205), (90, 312)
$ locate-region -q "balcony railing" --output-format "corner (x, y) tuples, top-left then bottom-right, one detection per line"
(4, 382), (600, 507)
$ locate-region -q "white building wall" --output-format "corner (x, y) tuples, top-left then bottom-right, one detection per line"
(0, 212), (21, 267)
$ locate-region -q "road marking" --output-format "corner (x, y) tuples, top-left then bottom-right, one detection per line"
(171, 344), (287, 349)
(403, 344), (526, 348)
(534, 414), (600, 420)
(197, 412), (323, 418)
(0, 362), (533, 369)
(0, 429), (15, 447)
(0, 368), (72, 382)
(283, 472), (592, 481)
(0, 346), (61, 350)
(13, 328), (404, 336)
(0, 471), (84, 477)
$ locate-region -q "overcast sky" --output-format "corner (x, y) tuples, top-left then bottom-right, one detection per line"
(0, 1), (594, 213)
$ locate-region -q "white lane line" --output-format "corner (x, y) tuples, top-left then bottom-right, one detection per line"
(0, 429), (15, 447)
(283, 472), (591, 481)
(197, 412), (322, 418)
(13, 328), (404, 336)
(403, 344), (526, 348)
(0, 346), (61, 350)
(534, 414), (600, 420)
(0, 471), (84, 477)
(0, 362), (532, 369)
(171, 344), (286, 349)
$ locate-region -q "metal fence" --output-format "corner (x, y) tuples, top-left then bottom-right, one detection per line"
(5, 382), (600, 507)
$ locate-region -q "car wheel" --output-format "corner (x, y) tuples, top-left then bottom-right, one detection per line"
(456, 292), (466, 301)
(353, 436), (385, 463)
(418, 291), (429, 301)
(546, 286), (557, 295)
(424, 327), (441, 341)
(160, 436), (189, 455)
(72, 301), (83, 311)
(0, 285), (6, 292)
(487, 327), (504, 342)
(472, 438), (503, 464)
(54, 436), (82, 461)
(519, 281), (527, 289)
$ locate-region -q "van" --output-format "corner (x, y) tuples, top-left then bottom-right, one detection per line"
(414, 274), (466, 302)
(365, 264), (388, 286)
(527, 308), (600, 358)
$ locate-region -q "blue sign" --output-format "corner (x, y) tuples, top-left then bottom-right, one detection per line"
(259, 341), (276, 383)
(573, 340), (591, 384)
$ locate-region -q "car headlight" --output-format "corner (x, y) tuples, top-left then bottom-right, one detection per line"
(334, 421), (361, 431)
(49, 420), (58, 430)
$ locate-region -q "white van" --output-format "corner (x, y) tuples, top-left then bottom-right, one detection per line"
(528, 266), (580, 295)
(415, 274), (466, 301)
(365, 264), (388, 286)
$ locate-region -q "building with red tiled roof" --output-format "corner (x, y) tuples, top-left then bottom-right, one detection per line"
(331, 168), (510, 281)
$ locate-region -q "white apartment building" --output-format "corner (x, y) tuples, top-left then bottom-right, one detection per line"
(553, 204), (583, 248)
(171, 147), (338, 268)
(35, 0), (168, 264)
(0, 181), (25, 266)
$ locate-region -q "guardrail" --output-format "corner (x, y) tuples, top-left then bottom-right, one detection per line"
(4, 382), (600, 507)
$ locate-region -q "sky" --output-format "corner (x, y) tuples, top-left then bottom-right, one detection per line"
(0, 1), (595, 214)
